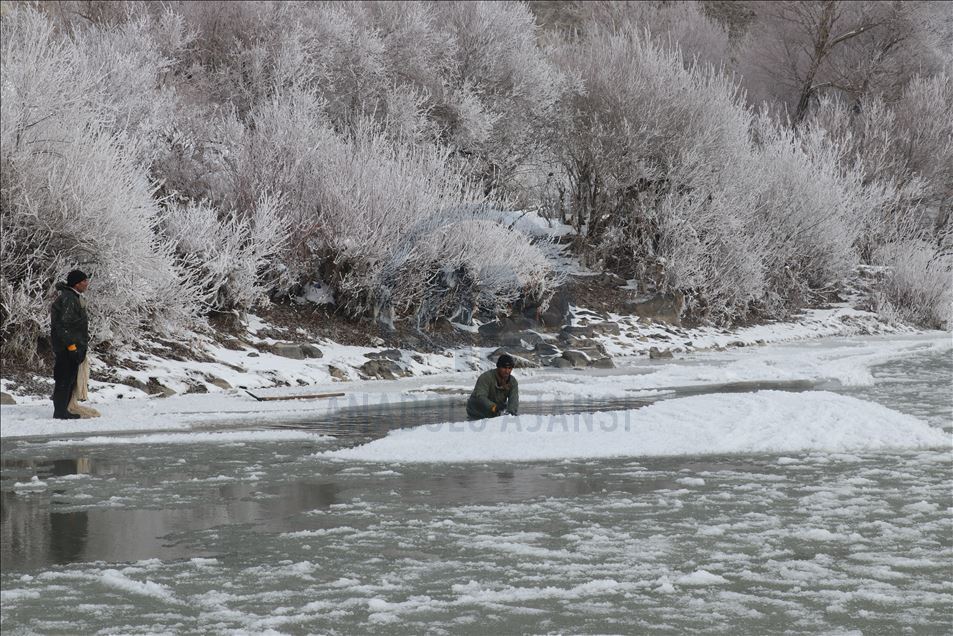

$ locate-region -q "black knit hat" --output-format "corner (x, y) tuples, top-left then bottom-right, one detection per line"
(497, 353), (515, 369)
(66, 270), (88, 287)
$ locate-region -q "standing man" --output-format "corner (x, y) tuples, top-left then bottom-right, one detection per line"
(467, 353), (520, 419)
(50, 270), (89, 419)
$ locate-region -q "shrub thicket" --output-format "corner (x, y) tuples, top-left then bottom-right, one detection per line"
(1, 1), (949, 364)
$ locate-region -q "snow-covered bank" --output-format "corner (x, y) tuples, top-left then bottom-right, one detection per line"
(1, 332), (949, 441)
(1, 292), (928, 410)
(324, 391), (949, 463)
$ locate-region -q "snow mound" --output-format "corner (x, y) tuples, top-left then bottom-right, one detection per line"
(326, 391), (948, 463)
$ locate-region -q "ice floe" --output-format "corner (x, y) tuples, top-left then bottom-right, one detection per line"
(327, 391), (949, 463)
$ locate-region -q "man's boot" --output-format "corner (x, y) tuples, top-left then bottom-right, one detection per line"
(52, 385), (78, 419)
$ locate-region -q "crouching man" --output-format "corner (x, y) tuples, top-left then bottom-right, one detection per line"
(466, 354), (519, 419)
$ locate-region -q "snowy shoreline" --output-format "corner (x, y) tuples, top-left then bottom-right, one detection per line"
(2, 298), (949, 442)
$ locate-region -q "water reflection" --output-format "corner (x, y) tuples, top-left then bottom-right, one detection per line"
(49, 511), (87, 563)
(6, 358), (946, 570)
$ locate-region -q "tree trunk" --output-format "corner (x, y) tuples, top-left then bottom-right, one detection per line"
(792, 1), (837, 126)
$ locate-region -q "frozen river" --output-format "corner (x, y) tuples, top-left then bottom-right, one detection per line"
(1, 338), (950, 634)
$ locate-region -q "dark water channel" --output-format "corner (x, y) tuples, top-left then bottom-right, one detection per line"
(1, 380), (817, 570)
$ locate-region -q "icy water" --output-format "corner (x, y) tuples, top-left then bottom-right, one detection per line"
(1, 347), (951, 634)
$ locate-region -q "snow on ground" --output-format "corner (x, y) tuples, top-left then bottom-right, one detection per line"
(1, 332), (949, 440)
(324, 391), (949, 463)
(1, 278), (928, 408)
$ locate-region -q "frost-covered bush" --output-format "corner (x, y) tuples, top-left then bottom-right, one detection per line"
(433, 1), (568, 196)
(809, 75), (953, 255)
(405, 219), (564, 326)
(180, 1), (566, 201)
(874, 241), (952, 329)
(552, 29), (882, 322)
(805, 75), (952, 327)
(552, 31), (748, 235)
(220, 95), (561, 323)
(538, 1), (732, 70)
(751, 119), (879, 297)
(649, 118), (874, 322)
(212, 87), (336, 280)
(72, 14), (185, 166)
(160, 194), (289, 313)
(0, 8), (199, 362)
(552, 32), (756, 302)
(307, 121), (562, 323)
(652, 159), (773, 321)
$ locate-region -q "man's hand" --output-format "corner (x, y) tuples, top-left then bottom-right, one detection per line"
(66, 343), (85, 364)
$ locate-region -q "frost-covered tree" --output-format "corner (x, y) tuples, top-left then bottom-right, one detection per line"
(167, 1), (567, 202)
(533, 0), (733, 70)
(0, 7), (199, 361)
(736, 0), (950, 124)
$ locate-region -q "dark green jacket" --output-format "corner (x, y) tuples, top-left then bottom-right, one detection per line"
(50, 282), (89, 356)
(467, 369), (519, 419)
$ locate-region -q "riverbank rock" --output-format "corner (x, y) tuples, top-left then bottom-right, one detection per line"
(649, 346), (674, 359)
(534, 342), (560, 357)
(146, 377), (176, 397)
(273, 342), (305, 360)
(365, 349), (403, 361)
(486, 348), (538, 368)
(301, 344), (324, 359)
(625, 293), (684, 326)
(538, 288), (572, 327)
(328, 365), (349, 381)
(208, 376), (232, 390)
(360, 359), (405, 380)
(561, 350), (590, 368)
(499, 330), (544, 349)
(0, 392), (16, 405)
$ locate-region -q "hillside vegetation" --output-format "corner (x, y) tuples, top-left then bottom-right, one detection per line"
(2, 0), (951, 363)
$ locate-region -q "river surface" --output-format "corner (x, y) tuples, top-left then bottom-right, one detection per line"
(1, 342), (950, 634)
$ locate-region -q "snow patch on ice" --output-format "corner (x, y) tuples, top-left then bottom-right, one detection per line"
(97, 569), (180, 604)
(676, 477), (706, 487)
(326, 391), (947, 463)
(13, 476), (47, 492)
(675, 570), (730, 586)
